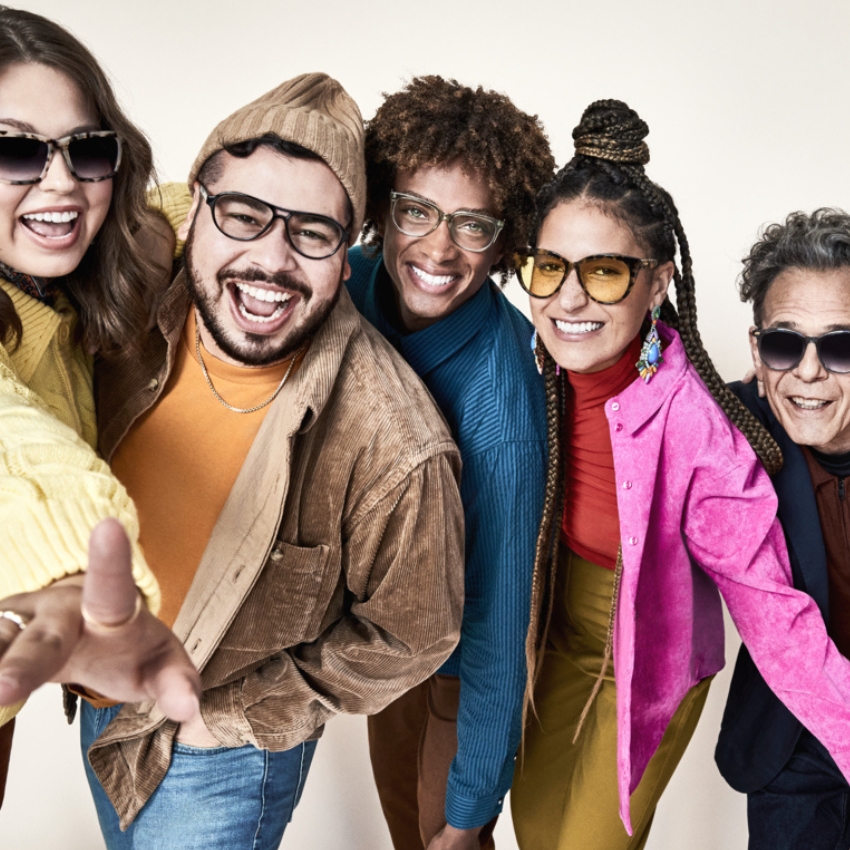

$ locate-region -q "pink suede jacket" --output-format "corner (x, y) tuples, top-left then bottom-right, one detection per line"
(609, 324), (850, 832)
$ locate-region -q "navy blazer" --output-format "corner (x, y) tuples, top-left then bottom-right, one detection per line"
(714, 380), (831, 792)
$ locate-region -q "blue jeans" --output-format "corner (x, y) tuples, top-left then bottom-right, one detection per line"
(747, 729), (850, 850)
(80, 702), (316, 850)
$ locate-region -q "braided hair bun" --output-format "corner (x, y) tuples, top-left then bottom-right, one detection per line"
(572, 99), (650, 167)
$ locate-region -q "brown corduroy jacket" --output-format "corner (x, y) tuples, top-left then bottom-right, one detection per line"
(89, 274), (465, 828)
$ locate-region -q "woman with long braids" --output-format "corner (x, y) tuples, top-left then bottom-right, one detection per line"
(0, 7), (198, 806)
(510, 99), (850, 849)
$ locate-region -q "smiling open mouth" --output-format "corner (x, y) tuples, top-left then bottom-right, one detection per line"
(234, 282), (292, 324)
(554, 320), (604, 334)
(790, 396), (829, 410)
(21, 210), (79, 239)
(410, 264), (455, 287)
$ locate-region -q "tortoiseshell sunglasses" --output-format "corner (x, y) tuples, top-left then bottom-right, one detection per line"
(0, 130), (121, 184)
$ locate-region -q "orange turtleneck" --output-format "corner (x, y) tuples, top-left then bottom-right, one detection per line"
(111, 309), (307, 628)
(561, 335), (642, 569)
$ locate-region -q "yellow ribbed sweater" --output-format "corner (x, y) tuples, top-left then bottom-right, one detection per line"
(147, 181), (192, 259)
(0, 281), (159, 726)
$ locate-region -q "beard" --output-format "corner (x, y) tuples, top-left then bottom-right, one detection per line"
(184, 234), (341, 367)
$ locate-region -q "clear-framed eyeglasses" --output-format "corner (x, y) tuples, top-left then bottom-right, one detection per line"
(389, 191), (504, 253)
(199, 185), (349, 260)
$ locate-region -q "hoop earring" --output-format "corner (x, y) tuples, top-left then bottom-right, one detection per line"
(636, 305), (663, 383)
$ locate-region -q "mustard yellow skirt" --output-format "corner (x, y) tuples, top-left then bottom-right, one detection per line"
(511, 547), (711, 850)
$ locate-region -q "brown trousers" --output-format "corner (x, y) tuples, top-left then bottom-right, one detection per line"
(368, 674), (498, 849)
(0, 718), (14, 809)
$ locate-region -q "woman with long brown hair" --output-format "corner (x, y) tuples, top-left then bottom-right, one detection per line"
(0, 6), (197, 805)
(511, 99), (850, 849)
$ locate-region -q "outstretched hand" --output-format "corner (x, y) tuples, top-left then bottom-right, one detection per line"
(0, 518), (201, 722)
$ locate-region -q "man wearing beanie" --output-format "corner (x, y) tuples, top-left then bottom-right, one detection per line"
(78, 73), (464, 849)
(348, 77), (554, 850)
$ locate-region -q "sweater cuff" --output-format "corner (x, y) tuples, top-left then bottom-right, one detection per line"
(0, 498), (160, 615)
(445, 789), (505, 830)
(146, 182), (193, 259)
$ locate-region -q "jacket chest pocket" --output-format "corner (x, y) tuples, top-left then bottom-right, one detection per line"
(234, 541), (337, 649)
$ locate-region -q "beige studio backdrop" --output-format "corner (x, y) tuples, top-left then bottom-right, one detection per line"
(4, 0), (850, 847)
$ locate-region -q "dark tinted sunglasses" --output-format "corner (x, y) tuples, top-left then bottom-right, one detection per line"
(0, 130), (121, 184)
(752, 327), (850, 374)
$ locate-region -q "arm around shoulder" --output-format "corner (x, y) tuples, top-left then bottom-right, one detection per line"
(145, 182), (192, 261)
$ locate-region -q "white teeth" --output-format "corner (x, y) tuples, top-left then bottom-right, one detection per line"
(411, 265), (454, 287)
(555, 320), (604, 334)
(238, 302), (286, 323)
(791, 397), (828, 410)
(236, 282), (291, 303)
(23, 210), (79, 223)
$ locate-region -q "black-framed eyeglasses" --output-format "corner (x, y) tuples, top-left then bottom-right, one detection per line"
(514, 248), (658, 304)
(200, 185), (349, 260)
(752, 327), (850, 374)
(0, 130), (121, 184)
(389, 191), (504, 253)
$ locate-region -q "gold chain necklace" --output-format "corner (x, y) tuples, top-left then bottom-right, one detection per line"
(194, 324), (304, 414)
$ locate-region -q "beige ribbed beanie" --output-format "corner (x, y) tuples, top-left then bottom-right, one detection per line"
(188, 72), (365, 243)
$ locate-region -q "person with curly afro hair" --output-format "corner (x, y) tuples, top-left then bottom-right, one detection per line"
(345, 75), (555, 850)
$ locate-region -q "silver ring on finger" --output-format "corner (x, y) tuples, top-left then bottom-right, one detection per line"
(0, 610), (30, 632)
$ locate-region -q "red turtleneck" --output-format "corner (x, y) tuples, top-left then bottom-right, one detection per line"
(561, 335), (642, 569)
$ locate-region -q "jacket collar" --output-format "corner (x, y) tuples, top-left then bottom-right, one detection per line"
(282, 283), (364, 434)
(607, 322), (689, 432)
(731, 379), (829, 616)
(155, 271), (193, 340)
(360, 258), (495, 376)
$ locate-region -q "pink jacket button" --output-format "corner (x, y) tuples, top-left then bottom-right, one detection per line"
(622, 481), (632, 489)
(628, 536), (638, 545)
(615, 423), (623, 432)
(611, 402), (620, 411)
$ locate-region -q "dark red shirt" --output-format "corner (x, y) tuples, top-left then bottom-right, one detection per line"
(803, 446), (850, 658)
(561, 336), (641, 568)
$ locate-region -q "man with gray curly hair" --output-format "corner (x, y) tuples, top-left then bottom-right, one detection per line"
(716, 208), (850, 850)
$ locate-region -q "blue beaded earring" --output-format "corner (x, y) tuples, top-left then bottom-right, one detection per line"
(636, 305), (663, 382)
(531, 329), (561, 376)
(531, 329), (545, 375)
